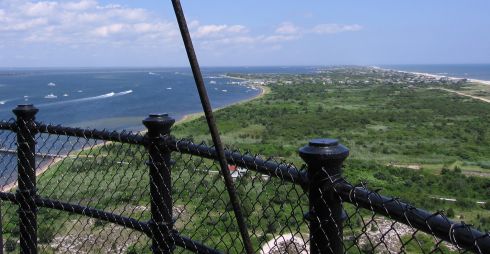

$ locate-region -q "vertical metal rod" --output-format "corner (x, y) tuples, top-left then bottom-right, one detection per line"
(170, 1), (254, 253)
(143, 114), (176, 254)
(299, 139), (349, 254)
(13, 104), (39, 254)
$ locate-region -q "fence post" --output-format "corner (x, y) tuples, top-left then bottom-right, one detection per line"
(299, 138), (349, 254)
(13, 104), (39, 254)
(0, 201), (3, 254)
(143, 113), (175, 254)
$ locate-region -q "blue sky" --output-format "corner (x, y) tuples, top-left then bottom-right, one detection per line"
(1, 0), (489, 67)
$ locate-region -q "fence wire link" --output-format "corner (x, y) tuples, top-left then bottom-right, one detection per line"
(326, 173), (490, 254)
(0, 119), (489, 253)
(35, 128), (150, 253)
(170, 139), (309, 253)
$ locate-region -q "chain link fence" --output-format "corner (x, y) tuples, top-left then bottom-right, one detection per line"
(0, 106), (489, 253)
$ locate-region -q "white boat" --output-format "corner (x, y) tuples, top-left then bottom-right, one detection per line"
(222, 90), (228, 92)
(48, 82), (56, 87)
(77, 90), (83, 93)
(166, 87), (172, 90)
(148, 72), (157, 75)
(63, 93), (69, 97)
(44, 93), (57, 99)
(0, 101), (5, 105)
(210, 80), (217, 84)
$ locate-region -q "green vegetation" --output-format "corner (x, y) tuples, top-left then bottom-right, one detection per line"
(174, 71), (490, 232)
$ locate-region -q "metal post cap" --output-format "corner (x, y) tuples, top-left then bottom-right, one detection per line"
(149, 113), (169, 118)
(309, 138), (339, 147)
(143, 113), (175, 134)
(299, 138), (349, 160)
(13, 104), (39, 118)
(144, 113), (173, 122)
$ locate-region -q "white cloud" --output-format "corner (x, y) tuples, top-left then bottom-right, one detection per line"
(0, 0), (178, 45)
(264, 34), (299, 43)
(0, 0), (363, 56)
(0, 9), (7, 21)
(21, 1), (58, 16)
(194, 24), (247, 38)
(92, 23), (126, 37)
(62, 0), (97, 11)
(275, 22), (300, 35)
(311, 24), (363, 34)
(0, 17), (47, 31)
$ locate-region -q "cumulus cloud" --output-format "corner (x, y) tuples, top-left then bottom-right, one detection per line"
(311, 24), (363, 34)
(0, 0), (363, 54)
(275, 22), (300, 35)
(92, 23), (126, 37)
(194, 24), (247, 38)
(62, 0), (97, 11)
(0, 0), (178, 45)
(21, 1), (58, 16)
(0, 0), (256, 49)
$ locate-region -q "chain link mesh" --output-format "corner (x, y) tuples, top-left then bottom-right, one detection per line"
(0, 119), (20, 253)
(1, 121), (151, 253)
(170, 140), (309, 253)
(0, 120), (489, 253)
(331, 176), (490, 254)
(36, 129), (150, 253)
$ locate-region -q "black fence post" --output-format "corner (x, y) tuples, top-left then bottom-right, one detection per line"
(299, 138), (349, 254)
(143, 113), (175, 254)
(0, 201), (3, 254)
(13, 104), (39, 254)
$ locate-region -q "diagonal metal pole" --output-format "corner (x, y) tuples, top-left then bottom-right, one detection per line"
(170, 1), (254, 253)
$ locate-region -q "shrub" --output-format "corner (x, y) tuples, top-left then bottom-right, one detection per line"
(446, 208), (455, 218)
(483, 201), (490, 210)
(5, 239), (17, 252)
(38, 225), (56, 244)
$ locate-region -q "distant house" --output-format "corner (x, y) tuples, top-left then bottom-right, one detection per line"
(228, 165), (247, 180)
(228, 165), (269, 181)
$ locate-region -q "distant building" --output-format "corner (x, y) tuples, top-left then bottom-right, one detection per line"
(228, 165), (269, 181)
(228, 165), (247, 180)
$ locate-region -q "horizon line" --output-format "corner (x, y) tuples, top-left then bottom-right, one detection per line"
(0, 63), (489, 69)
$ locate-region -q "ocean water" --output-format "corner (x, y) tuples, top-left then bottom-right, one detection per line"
(0, 67), (268, 130)
(0, 66), (320, 187)
(383, 64), (490, 81)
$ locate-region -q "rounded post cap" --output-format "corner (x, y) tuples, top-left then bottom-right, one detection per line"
(143, 113), (175, 134)
(299, 138), (349, 161)
(13, 104), (39, 118)
(149, 113), (169, 118)
(309, 138), (339, 147)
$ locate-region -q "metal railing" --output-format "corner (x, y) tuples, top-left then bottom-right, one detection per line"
(0, 104), (489, 253)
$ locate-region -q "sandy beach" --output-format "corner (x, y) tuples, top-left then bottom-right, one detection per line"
(413, 72), (490, 86)
(176, 81), (270, 125)
(388, 68), (490, 86)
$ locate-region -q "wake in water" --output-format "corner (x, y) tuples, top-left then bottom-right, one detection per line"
(38, 90), (133, 107)
(0, 98), (19, 105)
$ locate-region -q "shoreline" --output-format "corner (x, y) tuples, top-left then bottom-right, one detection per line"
(0, 78), (269, 191)
(0, 141), (109, 192)
(176, 81), (269, 125)
(374, 66), (490, 86)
